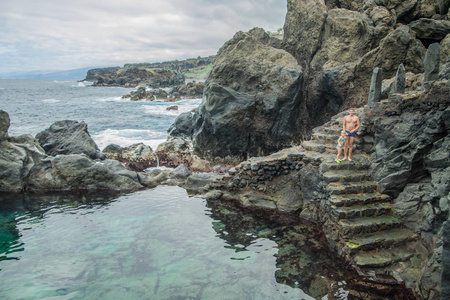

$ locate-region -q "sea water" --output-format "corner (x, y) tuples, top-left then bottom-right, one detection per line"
(0, 80), (407, 299)
(0, 186), (350, 300)
(0, 79), (201, 151)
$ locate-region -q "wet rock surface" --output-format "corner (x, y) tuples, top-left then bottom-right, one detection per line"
(36, 120), (104, 160)
(207, 198), (417, 299)
(0, 111), (219, 194)
(172, 28), (304, 160)
(102, 143), (157, 172)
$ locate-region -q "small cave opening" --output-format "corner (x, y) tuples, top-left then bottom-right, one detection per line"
(420, 38), (441, 49)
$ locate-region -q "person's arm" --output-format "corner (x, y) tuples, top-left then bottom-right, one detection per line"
(343, 117), (347, 132)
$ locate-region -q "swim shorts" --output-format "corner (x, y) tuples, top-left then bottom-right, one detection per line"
(345, 130), (356, 138)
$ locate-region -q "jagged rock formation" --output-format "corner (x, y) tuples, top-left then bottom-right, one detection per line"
(102, 143), (157, 171)
(85, 56), (214, 87)
(171, 28), (303, 160)
(36, 120), (105, 160)
(205, 80), (449, 299)
(0, 111), (218, 193)
(169, 0), (450, 161)
(122, 81), (205, 101)
(89, 66), (185, 88)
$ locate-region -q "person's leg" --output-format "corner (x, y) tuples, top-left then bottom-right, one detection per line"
(342, 137), (348, 160)
(348, 137), (354, 161)
(336, 146), (342, 161)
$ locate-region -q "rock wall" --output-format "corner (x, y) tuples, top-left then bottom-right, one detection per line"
(361, 81), (449, 299)
(171, 28), (304, 160)
(169, 0), (450, 161)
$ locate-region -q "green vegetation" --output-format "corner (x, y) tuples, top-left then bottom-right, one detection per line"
(184, 64), (213, 79)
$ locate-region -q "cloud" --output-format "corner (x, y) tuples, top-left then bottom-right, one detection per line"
(0, 0), (286, 73)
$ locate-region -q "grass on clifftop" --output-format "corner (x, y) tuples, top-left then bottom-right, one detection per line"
(184, 65), (213, 80)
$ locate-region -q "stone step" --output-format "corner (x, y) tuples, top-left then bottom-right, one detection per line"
(353, 248), (414, 268)
(322, 159), (371, 171)
(328, 181), (379, 195)
(302, 140), (335, 153)
(339, 215), (403, 236)
(323, 169), (370, 183)
(311, 133), (341, 144)
(312, 126), (342, 136)
(329, 193), (392, 207)
(330, 202), (393, 220)
(345, 229), (418, 253)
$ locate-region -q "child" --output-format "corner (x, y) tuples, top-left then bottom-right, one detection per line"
(335, 131), (346, 163)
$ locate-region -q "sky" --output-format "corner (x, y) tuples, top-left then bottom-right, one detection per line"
(0, 0), (287, 74)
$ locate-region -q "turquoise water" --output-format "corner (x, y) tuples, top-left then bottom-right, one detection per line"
(0, 80), (413, 299)
(0, 186), (358, 299)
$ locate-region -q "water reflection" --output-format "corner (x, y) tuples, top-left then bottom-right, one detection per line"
(0, 188), (415, 299)
(0, 192), (117, 264)
(206, 199), (416, 300)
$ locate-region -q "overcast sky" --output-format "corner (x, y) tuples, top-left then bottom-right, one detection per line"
(0, 0), (287, 73)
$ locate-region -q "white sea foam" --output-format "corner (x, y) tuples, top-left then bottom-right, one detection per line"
(142, 98), (201, 117)
(96, 96), (128, 102)
(93, 128), (167, 151)
(42, 98), (61, 103)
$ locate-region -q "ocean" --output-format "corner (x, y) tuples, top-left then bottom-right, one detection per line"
(0, 79), (401, 299)
(0, 79), (201, 151)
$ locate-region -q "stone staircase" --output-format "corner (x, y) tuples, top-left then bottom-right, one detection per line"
(303, 108), (429, 286)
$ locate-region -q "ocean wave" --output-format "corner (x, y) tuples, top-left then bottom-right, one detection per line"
(92, 128), (167, 151)
(96, 96), (128, 102)
(142, 101), (200, 117)
(42, 98), (61, 103)
(73, 82), (87, 87)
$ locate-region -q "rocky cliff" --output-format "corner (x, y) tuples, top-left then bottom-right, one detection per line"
(169, 0), (450, 161)
(203, 80), (449, 299)
(85, 56), (214, 87)
(89, 66), (185, 88)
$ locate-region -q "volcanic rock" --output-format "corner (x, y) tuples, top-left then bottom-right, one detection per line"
(36, 120), (105, 160)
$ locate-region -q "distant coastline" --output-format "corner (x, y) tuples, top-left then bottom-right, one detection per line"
(0, 55), (215, 81)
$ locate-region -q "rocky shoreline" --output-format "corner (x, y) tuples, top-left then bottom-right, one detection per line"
(0, 110), (222, 194)
(1, 79), (447, 298)
(1, 0), (450, 298)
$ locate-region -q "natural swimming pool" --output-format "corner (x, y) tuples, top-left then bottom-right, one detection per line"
(0, 185), (412, 299)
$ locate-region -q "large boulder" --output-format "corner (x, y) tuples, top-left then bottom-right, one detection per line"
(409, 18), (450, 41)
(25, 154), (143, 192)
(168, 112), (194, 139)
(36, 120), (104, 160)
(0, 111), (152, 193)
(102, 143), (157, 171)
(183, 28), (303, 159)
(0, 110), (10, 142)
(0, 134), (47, 193)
